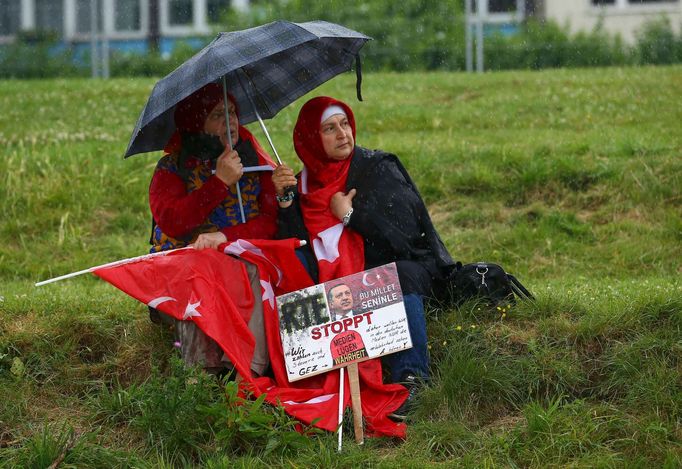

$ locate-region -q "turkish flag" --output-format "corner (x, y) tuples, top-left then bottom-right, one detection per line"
(219, 239), (407, 439)
(93, 238), (407, 439)
(92, 247), (260, 377)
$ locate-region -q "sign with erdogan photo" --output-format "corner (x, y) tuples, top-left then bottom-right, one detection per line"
(276, 263), (412, 381)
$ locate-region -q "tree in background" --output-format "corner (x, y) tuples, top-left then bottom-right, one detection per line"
(224, 0), (467, 71)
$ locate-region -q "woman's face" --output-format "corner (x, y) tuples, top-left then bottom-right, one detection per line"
(319, 114), (354, 160)
(203, 100), (239, 147)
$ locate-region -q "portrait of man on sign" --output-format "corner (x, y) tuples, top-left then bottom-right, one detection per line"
(327, 283), (357, 320)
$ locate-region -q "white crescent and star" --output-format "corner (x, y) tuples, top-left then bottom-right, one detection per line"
(362, 272), (376, 287)
(148, 295), (202, 320)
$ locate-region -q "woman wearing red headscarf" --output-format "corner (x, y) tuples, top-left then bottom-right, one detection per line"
(147, 83), (278, 376)
(273, 96), (455, 421)
(149, 83), (278, 253)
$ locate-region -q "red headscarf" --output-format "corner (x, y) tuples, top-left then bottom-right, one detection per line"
(175, 82), (227, 132)
(293, 97), (364, 281)
(163, 83), (274, 167)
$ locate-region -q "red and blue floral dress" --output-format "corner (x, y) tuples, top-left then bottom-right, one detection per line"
(149, 152), (277, 253)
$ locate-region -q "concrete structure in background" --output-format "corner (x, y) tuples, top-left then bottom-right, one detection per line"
(0, 0), (249, 53)
(464, 0), (681, 72)
(529, 0), (682, 43)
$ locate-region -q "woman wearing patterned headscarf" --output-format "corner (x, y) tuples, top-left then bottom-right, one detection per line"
(149, 82), (277, 253)
(147, 83), (278, 376)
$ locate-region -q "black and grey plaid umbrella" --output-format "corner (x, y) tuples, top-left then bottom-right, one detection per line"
(124, 20), (371, 159)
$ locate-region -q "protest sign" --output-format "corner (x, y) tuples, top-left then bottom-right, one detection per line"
(276, 263), (412, 381)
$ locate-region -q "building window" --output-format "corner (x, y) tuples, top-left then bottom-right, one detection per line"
(591, 0), (616, 4)
(488, 0), (517, 13)
(35, 0), (64, 34)
(208, 0), (231, 24)
(115, 0), (141, 31)
(0, 0), (21, 36)
(469, 0), (524, 22)
(76, 0), (104, 34)
(168, 0), (193, 26)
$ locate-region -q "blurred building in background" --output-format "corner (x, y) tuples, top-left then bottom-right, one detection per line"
(0, 0), (679, 54)
(0, 0), (248, 53)
(527, 0), (681, 43)
(468, 0), (680, 43)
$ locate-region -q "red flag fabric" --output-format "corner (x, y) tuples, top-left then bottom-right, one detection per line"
(92, 248), (259, 377)
(219, 238), (407, 439)
(93, 239), (407, 438)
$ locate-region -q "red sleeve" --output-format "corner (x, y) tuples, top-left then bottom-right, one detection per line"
(221, 172), (278, 241)
(149, 168), (229, 238)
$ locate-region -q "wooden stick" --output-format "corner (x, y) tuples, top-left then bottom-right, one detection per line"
(346, 362), (364, 445)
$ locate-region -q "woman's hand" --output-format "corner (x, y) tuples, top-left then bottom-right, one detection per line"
(215, 148), (243, 186)
(192, 232), (227, 250)
(272, 164), (298, 208)
(272, 164), (297, 195)
(330, 188), (356, 221)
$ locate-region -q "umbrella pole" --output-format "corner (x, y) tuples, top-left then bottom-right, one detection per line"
(222, 76), (246, 224)
(253, 109), (282, 165)
(236, 72), (283, 165)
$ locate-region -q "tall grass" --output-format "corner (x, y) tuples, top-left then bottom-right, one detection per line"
(1, 66), (680, 466)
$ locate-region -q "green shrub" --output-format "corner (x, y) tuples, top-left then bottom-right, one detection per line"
(635, 16), (682, 64)
(226, 0), (466, 71)
(568, 24), (630, 67)
(110, 41), (202, 78)
(0, 31), (87, 79)
(486, 19), (631, 71)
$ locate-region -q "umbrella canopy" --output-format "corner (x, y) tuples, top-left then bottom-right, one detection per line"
(124, 20), (371, 158)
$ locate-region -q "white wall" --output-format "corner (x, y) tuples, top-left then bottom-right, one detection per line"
(544, 0), (682, 43)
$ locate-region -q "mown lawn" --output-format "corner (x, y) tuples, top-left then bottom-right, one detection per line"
(0, 66), (680, 468)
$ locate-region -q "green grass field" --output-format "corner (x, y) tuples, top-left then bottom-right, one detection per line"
(1, 66), (681, 467)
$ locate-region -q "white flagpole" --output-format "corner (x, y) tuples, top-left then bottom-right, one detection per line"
(337, 367), (345, 452)
(34, 247), (192, 287)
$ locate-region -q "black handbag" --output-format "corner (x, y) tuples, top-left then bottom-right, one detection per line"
(447, 261), (534, 306)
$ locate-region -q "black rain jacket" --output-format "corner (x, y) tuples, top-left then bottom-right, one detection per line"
(277, 146), (455, 295)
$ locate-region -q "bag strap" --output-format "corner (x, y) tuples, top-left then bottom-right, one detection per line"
(507, 274), (534, 301)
